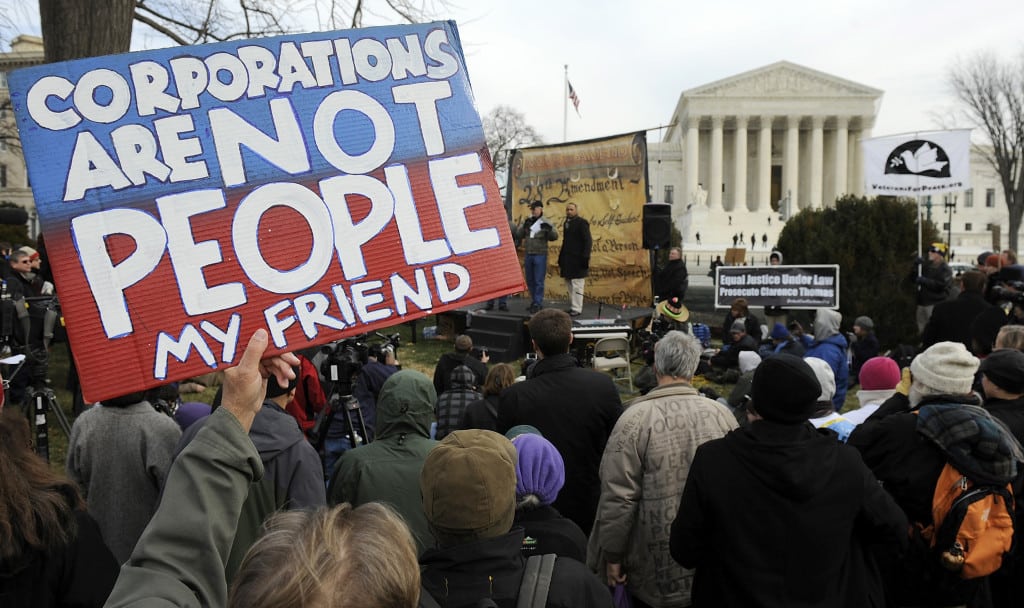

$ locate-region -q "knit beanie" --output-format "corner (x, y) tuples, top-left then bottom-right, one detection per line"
(804, 357), (836, 404)
(854, 316), (874, 331)
(770, 322), (789, 340)
(420, 430), (517, 544)
(859, 357), (901, 391)
(980, 349), (1024, 394)
(511, 433), (565, 506)
(910, 341), (980, 396)
(738, 351), (761, 374)
(750, 354), (821, 424)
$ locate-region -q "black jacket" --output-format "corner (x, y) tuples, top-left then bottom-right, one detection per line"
(654, 259), (689, 302)
(497, 353), (622, 534)
(419, 529), (610, 608)
(458, 393), (501, 432)
(433, 352), (487, 396)
(671, 421), (907, 608)
(0, 508), (119, 608)
(514, 505), (587, 563)
(847, 393), (991, 607)
(916, 259), (953, 306)
(921, 291), (997, 350)
(558, 216), (592, 279)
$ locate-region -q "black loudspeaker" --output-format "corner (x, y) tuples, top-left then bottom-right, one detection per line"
(642, 203), (672, 250)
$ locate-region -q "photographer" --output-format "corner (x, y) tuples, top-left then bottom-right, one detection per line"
(319, 336), (399, 477)
(514, 201), (558, 314)
(912, 242), (953, 334)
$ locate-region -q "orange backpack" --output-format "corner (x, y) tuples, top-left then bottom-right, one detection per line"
(918, 462), (1016, 579)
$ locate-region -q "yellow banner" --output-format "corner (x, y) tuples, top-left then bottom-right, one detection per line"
(507, 132), (651, 307)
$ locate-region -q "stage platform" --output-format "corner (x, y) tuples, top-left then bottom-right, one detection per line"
(437, 297), (654, 363)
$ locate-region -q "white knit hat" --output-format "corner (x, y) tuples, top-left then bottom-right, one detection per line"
(738, 351), (762, 374)
(910, 341), (979, 396)
(804, 357), (836, 403)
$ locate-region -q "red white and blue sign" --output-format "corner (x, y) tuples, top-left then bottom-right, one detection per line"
(10, 21), (522, 402)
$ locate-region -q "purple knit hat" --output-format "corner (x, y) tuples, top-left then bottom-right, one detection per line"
(511, 433), (565, 505)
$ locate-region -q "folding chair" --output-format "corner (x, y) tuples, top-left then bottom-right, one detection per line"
(592, 336), (633, 393)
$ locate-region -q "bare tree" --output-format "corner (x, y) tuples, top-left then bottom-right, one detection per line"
(132, 0), (445, 46)
(39, 0), (134, 62)
(949, 51), (1024, 251)
(483, 105), (542, 181)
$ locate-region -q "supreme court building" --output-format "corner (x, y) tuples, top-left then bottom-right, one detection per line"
(648, 61), (882, 252)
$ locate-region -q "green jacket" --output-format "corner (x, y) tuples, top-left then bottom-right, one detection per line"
(105, 407), (263, 608)
(329, 370), (438, 553)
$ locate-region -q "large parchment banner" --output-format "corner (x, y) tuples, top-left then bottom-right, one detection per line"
(10, 21), (523, 402)
(506, 132), (650, 307)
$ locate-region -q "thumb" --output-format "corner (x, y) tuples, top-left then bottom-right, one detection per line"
(237, 328), (270, 373)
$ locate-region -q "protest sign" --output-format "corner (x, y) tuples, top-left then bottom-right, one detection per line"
(10, 21), (522, 402)
(714, 265), (840, 309)
(505, 132), (650, 307)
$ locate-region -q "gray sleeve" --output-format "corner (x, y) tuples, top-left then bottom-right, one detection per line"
(104, 408), (263, 608)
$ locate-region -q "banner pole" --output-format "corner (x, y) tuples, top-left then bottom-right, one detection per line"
(563, 65), (568, 142)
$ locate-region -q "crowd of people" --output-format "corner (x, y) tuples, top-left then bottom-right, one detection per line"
(9, 221), (1024, 608)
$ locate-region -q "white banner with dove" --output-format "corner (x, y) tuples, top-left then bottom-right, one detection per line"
(862, 129), (971, 195)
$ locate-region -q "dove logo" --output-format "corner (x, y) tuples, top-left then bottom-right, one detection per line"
(884, 140), (951, 178)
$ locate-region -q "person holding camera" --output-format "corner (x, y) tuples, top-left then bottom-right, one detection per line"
(515, 201), (559, 314)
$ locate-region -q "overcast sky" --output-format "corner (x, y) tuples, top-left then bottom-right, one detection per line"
(5, 0), (1022, 144)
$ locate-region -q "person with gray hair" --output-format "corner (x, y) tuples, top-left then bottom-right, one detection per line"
(588, 331), (737, 607)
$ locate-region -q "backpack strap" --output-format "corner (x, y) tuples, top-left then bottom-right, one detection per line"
(418, 583), (442, 608)
(516, 553), (557, 608)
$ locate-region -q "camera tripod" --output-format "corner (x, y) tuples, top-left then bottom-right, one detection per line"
(5, 353), (69, 462)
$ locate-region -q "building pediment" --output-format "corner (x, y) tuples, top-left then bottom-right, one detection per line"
(684, 61), (882, 99)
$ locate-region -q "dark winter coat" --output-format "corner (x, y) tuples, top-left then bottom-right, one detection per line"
(433, 351), (487, 396)
(710, 334), (758, 370)
(847, 393), (996, 607)
(720, 311), (762, 342)
(921, 291), (997, 350)
(497, 353), (622, 534)
(654, 258), (689, 302)
(436, 366), (482, 440)
(418, 529), (611, 608)
(916, 259), (953, 306)
(0, 508), (119, 608)
(177, 400), (326, 580)
(330, 370), (439, 554)
(458, 393), (501, 432)
(515, 505), (588, 563)
(558, 216), (592, 279)
(850, 332), (880, 383)
(671, 421), (907, 608)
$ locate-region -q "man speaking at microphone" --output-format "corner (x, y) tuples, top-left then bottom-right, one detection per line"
(558, 203), (592, 317)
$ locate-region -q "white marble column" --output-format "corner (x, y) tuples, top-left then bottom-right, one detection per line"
(685, 117), (700, 205)
(758, 115), (772, 212)
(733, 115), (748, 212)
(853, 125), (870, 197)
(709, 116), (724, 209)
(834, 116), (849, 201)
(784, 115), (800, 210)
(810, 116), (824, 209)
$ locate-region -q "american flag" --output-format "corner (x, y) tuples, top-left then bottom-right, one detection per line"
(568, 80), (580, 116)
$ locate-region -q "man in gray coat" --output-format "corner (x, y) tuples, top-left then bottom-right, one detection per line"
(589, 331), (737, 607)
(515, 200), (558, 313)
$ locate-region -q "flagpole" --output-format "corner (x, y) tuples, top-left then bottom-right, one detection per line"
(563, 64), (568, 142)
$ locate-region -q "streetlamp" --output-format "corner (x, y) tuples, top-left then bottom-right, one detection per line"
(944, 195), (957, 255)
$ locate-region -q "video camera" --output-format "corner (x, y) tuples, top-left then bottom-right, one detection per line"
(637, 317), (676, 366)
(991, 280), (1024, 306)
(316, 332), (402, 395)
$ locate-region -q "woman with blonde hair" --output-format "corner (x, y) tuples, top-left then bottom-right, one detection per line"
(231, 503), (420, 608)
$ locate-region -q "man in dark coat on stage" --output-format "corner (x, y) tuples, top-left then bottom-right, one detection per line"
(558, 203), (592, 317)
(654, 247), (689, 303)
(497, 308), (622, 535)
